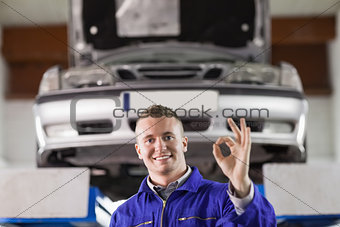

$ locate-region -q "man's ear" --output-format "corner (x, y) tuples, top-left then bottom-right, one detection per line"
(182, 137), (188, 152)
(135, 144), (142, 159)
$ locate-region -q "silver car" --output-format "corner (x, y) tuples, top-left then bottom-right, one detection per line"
(34, 0), (308, 181)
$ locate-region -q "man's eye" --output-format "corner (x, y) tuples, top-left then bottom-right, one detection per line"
(164, 136), (173, 141)
(146, 138), (153, 143)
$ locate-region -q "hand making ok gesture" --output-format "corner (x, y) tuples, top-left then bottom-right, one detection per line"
(213, 118), (252, 198)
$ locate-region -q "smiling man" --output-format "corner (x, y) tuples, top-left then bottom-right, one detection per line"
(110, 105), (276, 227)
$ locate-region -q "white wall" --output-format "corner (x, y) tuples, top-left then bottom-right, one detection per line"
(0, 0), (68, 26)
(4, 100), (36, 165)
(306, 96), (333, 161)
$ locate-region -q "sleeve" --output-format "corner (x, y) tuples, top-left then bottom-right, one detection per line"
(227, 181), (254, 215)
(110, 209), (124, 227)
(217, 184), (276, 227)
(109, 212), (117, 227)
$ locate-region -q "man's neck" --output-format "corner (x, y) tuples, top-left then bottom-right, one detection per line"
(149, 166), (188, 187)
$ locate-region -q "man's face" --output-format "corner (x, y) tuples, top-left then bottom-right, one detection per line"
(135, 116), (188, 177)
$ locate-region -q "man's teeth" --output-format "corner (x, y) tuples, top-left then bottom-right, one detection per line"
(155, 156), (170, 160)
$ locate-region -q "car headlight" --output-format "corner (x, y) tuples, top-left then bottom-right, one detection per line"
(280, 62), (303, 92)
(225, 63), (280, 85)
(62, 67), (115, 89)
(225, 62), (303, 92)
(38, 66), (61, 95)
(45, 124), (78, 137)
(226, 63), (280, 85)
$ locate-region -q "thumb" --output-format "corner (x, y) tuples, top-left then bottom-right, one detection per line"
(213, 144), (224, 164)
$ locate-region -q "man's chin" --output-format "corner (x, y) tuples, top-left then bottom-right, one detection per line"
(151, 166), (174, 175)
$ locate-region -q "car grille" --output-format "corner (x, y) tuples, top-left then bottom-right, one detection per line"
(203, 68), (222, 79)
(116, 69), (137, 80)
(138, 66), (202, 79)
(77, 120), (113, 135)
(116, 66), (223, 80)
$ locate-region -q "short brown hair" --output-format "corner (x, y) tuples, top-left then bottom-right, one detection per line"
(135, 105), (184, 135)
(138, 105), (179, 119)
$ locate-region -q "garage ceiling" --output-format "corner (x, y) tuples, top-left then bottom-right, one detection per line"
(0, 0), (339, 26)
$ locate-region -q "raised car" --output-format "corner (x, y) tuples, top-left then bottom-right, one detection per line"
(34, 0), (308, 186)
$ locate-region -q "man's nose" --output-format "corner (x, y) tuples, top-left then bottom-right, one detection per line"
(155, 137), (166, 152)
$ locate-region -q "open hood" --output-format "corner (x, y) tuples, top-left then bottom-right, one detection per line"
(69, 0), (270, 66)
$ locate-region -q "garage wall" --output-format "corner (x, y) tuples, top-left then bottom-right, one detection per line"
(0, 26), (36, 166)
(0, 27), (5, 166)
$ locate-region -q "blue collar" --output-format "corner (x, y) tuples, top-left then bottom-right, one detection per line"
(138, 166), (202, 194)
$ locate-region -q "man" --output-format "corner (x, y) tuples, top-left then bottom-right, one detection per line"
(110, 105), (276, 226)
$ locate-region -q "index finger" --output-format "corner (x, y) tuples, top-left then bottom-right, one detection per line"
(215, 136), (236, 147)
(227, 118), (241, 142)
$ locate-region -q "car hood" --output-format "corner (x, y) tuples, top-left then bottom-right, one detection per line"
(69, 0), (270, 66)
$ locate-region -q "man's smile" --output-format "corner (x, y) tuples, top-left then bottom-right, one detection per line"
(153, 154), (172, 161)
